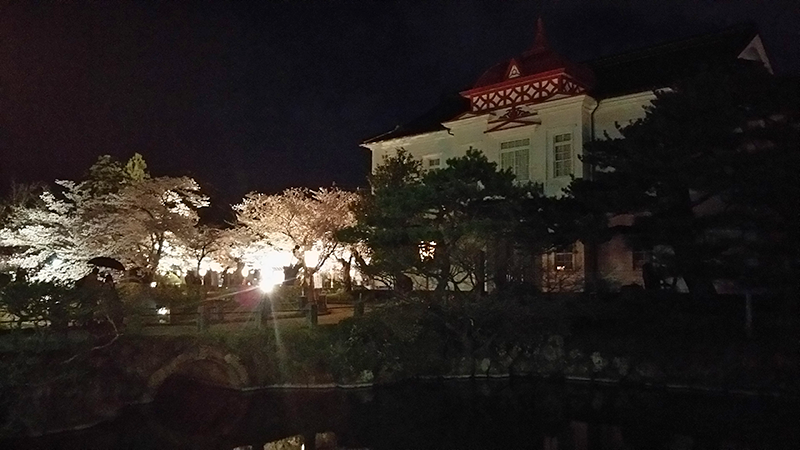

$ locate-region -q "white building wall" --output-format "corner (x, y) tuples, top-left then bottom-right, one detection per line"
(368, 95), (602, 197)
(364, 91), (662, 292)
(592, 91), (656, 140)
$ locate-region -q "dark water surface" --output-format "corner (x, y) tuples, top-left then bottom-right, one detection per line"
(4, 377), (798, 449)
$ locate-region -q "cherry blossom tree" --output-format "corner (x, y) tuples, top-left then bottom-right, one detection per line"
(176, 224), (225, 273)
(0, 187), (94, 281)
(234, 187), (359, 297)
(89, 175), (209, 280)
(0, 155), (208, 282)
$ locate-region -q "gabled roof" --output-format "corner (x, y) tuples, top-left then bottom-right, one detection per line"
(467, 19), (594, 93)
(364, 23), (764, 144)
(362, 94), (469, 144)
(587, 23), (760, 98)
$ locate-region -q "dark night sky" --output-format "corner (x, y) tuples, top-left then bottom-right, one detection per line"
(2, 0), (799, 208)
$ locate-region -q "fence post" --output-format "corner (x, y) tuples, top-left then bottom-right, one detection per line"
(256, 299), (269, 330)
(354, 292), (365, 318)
(197, 304), (207, 332)
(308, 302), (318, 327)
(299, 295), (308, 310)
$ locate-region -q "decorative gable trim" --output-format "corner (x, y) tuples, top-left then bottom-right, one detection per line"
(738, 35), (773, 74)
(506, 59), (521, 79)
(485, 106), (541, 133)
(464, 71), (588, 112)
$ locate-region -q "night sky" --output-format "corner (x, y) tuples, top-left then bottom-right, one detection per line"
(2, 0), (799, 209)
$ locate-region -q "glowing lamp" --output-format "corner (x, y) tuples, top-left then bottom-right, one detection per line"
(259, 268), (284, 293)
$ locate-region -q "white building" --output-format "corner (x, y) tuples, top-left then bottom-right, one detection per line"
(362, 22), (772, 291)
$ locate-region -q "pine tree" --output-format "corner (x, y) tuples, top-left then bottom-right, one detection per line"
(569, 60), (799, 294)
(346, 149), (576, 292)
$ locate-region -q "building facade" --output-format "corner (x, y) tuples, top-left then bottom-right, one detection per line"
(362, 22), (772, 291)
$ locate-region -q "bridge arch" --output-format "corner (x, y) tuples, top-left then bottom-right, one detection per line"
(146, 345), (250, 400)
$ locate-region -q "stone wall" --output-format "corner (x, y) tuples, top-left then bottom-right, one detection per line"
(2, 307), (798, 438)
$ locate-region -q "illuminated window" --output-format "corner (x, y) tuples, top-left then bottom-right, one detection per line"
(553, 133), (572, 178)
(424, 155), (442, 171)
(419, 241), (436, 261)
(500, 138), (530, 182)
(554, 246), (575, 271)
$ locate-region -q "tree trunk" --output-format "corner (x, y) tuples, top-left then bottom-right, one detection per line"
(305, 265), (317, 306)
(435, 259), (451, 292)
(338, 256), (353, 292)
(492, 238), (510, 292)
(474, 250), (486, 294)
(671, 188), (715, 297)
(147, 232), (166, 282)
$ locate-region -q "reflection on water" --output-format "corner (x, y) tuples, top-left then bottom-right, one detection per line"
(3, 377), (798, 449)
(234, 431), (340, 450)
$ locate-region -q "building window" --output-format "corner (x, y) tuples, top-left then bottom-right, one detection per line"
(424, 155), (442, 171)
(500, 138), (530, 182)
(554, 246), (575, 271)
(553, 133), (572, 178)
(418, 241), (436, 261)
(632, 250), (652, 270)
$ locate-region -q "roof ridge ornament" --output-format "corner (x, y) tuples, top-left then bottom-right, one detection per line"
(460, 17), (594, 112)
(529, 18), (548, 55)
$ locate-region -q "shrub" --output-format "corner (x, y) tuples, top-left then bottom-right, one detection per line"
(0, 281), (81, 332)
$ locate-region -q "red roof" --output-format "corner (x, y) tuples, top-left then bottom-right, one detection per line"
(466, 19), (594, 94)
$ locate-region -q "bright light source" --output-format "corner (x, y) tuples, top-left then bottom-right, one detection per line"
(556, 265), (565, 271)
(259, 279), (275, 293)
(304, 249), (321, 267)
(259, 268), (284, 293)
(157, 307), (170, 315)
(150, 281), (158, 288)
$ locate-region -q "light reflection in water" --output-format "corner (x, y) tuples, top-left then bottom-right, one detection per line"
(4, 379), (796, 449)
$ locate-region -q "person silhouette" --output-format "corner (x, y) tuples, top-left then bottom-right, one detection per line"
(101, 273), (124, 330)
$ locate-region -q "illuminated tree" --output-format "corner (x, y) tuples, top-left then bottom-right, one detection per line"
(95, 175), (209, 280)
(0, 155), (208, 282)
(234, 187), (358, 296)
(176, 224), (225, 273)
(0, 188), (93, 281)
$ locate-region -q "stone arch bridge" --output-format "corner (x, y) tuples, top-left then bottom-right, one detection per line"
(104, 336), (253, 402)
(56, 336), (350, 448)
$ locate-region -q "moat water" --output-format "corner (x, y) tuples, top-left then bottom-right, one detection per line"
(4, 377), (798, 449)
